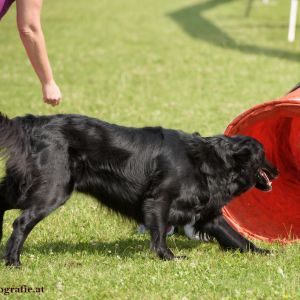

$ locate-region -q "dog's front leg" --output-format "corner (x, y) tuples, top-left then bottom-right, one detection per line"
(149, 226), (175, 260)
(199, 215), (270, 254)
(144, 198), (184, 260)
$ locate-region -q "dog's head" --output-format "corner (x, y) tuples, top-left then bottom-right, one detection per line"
(184, 133), (278, 194)
(227, 135), (278, 192)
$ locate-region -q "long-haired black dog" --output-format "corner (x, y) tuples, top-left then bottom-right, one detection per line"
(0, 113), (278, 266)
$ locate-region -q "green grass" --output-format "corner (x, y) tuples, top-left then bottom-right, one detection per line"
(0, 0), (300, 298)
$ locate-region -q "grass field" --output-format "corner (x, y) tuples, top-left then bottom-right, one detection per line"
(1, 0), (300, 299)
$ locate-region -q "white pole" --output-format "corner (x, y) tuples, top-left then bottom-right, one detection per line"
(288, 0), (298, 42)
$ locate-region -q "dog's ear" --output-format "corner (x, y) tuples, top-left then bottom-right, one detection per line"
(184, 134), (224, 175)
(200, 154), (222, 175)
(232, 146), (252, 164)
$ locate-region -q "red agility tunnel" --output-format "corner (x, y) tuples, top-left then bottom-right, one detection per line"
(223, 84), (300, 243)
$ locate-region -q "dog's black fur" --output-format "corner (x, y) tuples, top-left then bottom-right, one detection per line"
(0, 113), (278, 266)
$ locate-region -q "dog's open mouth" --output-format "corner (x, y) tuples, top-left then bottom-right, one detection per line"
(256, 168), (273, 191)
(260, 168), (272, 188)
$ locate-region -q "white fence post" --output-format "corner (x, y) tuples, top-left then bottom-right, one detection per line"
(288, 0), (298, 42)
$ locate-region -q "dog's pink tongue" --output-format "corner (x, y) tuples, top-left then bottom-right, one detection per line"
(259, 169), (271, 185)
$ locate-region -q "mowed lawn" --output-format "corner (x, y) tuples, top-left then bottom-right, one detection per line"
(1, 0), (300, 299)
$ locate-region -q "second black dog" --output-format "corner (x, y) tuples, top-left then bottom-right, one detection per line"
(0, 113), (278, 266)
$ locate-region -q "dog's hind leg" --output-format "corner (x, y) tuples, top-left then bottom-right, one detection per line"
(0, 182), (9, 244)
(4, 186), (73, 267)
(200, 215), (269, 254)
(0, 209), (5, 243)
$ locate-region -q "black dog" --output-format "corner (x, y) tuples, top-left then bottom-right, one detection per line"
(0, 113), (278, 266)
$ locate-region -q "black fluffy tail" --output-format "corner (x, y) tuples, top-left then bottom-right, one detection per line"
(0, 113), (27, 171)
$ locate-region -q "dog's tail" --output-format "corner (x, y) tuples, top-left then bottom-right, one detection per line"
(0, 113), (27, 170)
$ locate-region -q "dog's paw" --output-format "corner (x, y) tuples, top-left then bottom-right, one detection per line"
(254, 248), (272, 255)
(157, 249), (188, 261)
(157, 248), (176, 260)
(4, 256), (21, 268)
(174, 255), (188, 260)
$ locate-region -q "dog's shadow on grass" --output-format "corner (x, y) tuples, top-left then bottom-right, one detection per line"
(17, 236), (203, 259)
